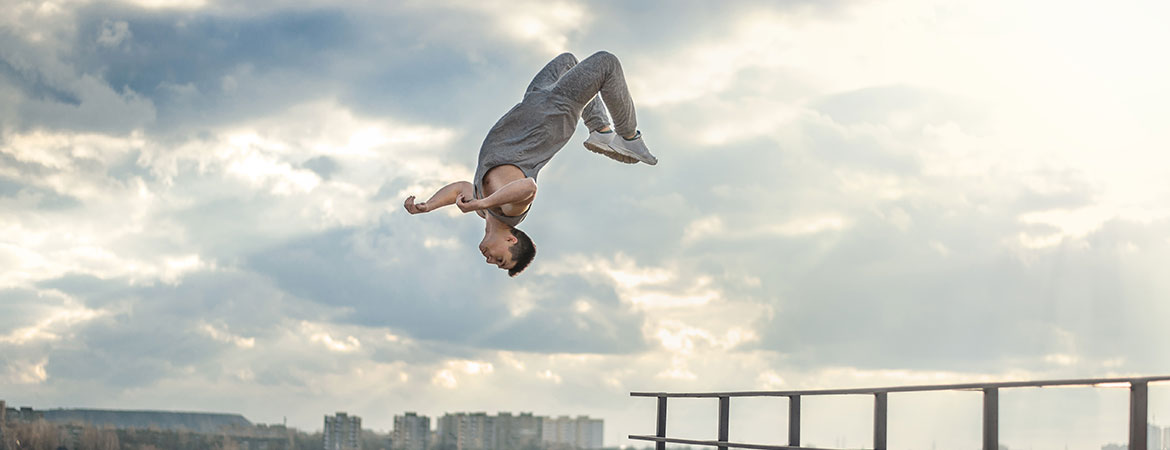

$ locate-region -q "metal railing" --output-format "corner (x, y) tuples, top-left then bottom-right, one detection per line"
(629, 375), (1170, 450)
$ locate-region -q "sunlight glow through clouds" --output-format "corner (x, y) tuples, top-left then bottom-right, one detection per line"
(573, 300), (591, 314)
(0, 102), (461, 289)
(148, 100), (460, 190)
(757, 371), (786, 390)
(683, 214), (849, 244)
(2, 359), (48, 384)
(221, 133), (321, 195)
(441, 0), (590, 53)
(0, 241), (53, 288)
(299, 321), (363, 353)
(654, 320), (758, 355)
(310, 333), (361, 353)
(656, 360), (697, 381)
(1016, 206), (1158, 249)
(537, 369), (562, 384)
(124, 0), (206, 9)
(318, 334), (362, 352)
(0, 299), (108, 345)
(630, 13), (794, 107)
(2, 131), (147, 196)
(432, 369), (458, 389)
(634, 0), (1170, 243)
(32, 0), (210, 12)
(431, 360), (496, 389)
(694, 105), (801, 146)
(454, 360), (494, 375)
(198, 322), (256, 349)
(536, 253), (712, 308)
(498, 351), (526, 371)
(0, 231), (210, 289)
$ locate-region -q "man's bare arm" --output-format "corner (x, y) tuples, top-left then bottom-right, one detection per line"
(457, 178), (536, 213)
(404, 181), (473, 215)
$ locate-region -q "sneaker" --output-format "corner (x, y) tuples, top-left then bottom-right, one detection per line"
(606, 131), (657, 165)
(583, 130), (638, 164)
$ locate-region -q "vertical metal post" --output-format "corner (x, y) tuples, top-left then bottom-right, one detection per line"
(656, 396), (668, 450)
(983, 388), (998, 450)
(1130, 381), (1149, 450)
(788, 395), (801, 447)
(718, 397), (730, 450)
(873, 392), (887, 450)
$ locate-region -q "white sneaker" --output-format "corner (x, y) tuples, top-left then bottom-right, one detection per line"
(606, 131), (657, 165)
(584, 130), (638, 164)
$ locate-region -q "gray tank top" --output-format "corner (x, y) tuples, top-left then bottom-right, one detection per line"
(473, 90), (578, 227)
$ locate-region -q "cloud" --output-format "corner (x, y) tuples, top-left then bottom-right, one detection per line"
(198, 321), (256, 349)
(425, 0), (591, 54)
(96, 19), (132, 47)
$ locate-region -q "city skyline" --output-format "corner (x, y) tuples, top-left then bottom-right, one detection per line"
(2, 401), (609, 437)
(3, 0), (1170, 449)
(9, 397), (1170, 449)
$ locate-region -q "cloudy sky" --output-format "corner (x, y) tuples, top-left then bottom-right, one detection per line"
(3, 0), (1170, 448)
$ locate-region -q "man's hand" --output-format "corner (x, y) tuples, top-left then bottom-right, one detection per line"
(456, 194), (483, 213)
(403, 195), (429, 215)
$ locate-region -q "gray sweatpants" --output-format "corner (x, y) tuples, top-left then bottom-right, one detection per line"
(524, 51), (638, 137)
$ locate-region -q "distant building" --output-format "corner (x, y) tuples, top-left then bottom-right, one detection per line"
(8, 406), (44, 422)
(325, 412), (362, 450)
(1102, 444), (1126, 450)
(393, 412), (430, 450)
(435, 412), (601, 450)
(41, 408), (251, 433)
(439, 412), (496, 450)
(495, 412), (541, 450)
(436, 412), (545, 450)
(541, 416), (570, 449)
(541, 416), (603, 450)
(1153, 424), (1164, 450)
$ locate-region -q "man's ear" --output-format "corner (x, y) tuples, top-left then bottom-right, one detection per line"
(506, 233), (518, 244)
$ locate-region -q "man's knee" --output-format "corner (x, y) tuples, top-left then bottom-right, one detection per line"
(556, 52), (578, 64)
(589, 50), (617, 63)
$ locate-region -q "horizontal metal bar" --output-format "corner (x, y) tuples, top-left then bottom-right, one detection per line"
(630, 375), (1170, 398)
(629, 435), (840, 450)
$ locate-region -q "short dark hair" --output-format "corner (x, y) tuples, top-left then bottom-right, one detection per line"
(507, 227), (536, 277)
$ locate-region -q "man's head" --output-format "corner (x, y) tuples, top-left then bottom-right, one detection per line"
(478, 227), (536, 276)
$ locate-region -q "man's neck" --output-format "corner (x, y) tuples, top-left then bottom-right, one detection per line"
(484, 213), (512, 235)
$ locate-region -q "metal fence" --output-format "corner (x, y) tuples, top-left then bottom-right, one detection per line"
(629, 375), (1170, 450)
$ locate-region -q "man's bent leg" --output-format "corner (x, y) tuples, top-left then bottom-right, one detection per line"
(581, 95), (610, 132)
(527, 53), (577, 93)
(550, 51), (636, 138)
(527, 53), (609, 131)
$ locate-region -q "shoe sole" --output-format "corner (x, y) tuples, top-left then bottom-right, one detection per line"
(584, 140), (639, 164)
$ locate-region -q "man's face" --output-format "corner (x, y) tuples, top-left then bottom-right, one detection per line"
(479, 233), (516, 271)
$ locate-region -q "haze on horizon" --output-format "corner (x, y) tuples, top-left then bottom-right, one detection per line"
(3, 1), (1170, 449)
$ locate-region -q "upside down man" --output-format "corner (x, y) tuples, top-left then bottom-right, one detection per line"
(403, 51), (657, 277)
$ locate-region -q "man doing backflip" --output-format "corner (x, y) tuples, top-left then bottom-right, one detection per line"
(403, 51), (656, 277)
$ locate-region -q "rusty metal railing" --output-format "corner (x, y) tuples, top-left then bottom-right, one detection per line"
(629, 375), (1170, 450)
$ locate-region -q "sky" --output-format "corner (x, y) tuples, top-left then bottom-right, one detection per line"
(2, 0), (1170, 449)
